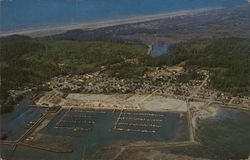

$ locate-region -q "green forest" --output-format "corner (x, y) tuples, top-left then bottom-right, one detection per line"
(144, 38), (250, 95)
(1, 36), (249, 113)
(0, 36), (146, 112)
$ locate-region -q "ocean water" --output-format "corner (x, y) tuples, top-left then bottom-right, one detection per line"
(0, 0), (247, 33)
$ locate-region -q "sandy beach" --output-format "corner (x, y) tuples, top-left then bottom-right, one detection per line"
(0, 7), (222, 38)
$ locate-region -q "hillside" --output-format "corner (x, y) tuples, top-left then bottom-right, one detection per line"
(1, 36), (249, 113)
(0, 36), (146, 112)
(144, 38), (250, 95)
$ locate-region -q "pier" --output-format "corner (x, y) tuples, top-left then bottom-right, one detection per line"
(117, 122), (162, 128)
(115, 128), (156, 133)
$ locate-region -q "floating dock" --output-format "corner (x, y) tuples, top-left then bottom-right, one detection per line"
(122, 112), (164, 117)
(117, 122), (161, 128)
(115, 128), (156, 133)
(118, 117), (163, 122)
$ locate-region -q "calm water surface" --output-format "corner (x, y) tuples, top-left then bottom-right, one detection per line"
(0, 0), (247, 32)
(1, 108), (188, 159)
(151, 44), (170, 56)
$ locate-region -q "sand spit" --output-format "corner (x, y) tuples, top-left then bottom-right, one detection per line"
(0, 7), (222, 38)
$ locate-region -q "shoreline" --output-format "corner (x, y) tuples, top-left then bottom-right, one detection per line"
(0, 7), (223, 38)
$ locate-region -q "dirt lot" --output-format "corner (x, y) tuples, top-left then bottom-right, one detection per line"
(58, 93), (190, 112)
(140, 95), (187, 112)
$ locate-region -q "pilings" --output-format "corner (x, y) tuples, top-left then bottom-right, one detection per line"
(118, 117), (163, 122)
(114, 110), (165, 134)
(115, 128), (156, 133)
(122, 112), (164, 117)
(59, 120), (95, 124)
(53, 108), (102, 132)
(64, 114), (96, 118)
(54, 126), (90, 131)
(72, 109), (106, 114)
(117, 122), (161, 128)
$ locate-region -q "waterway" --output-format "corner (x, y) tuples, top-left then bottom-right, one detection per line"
(150, 43), (170, 56)
(1, 105), (250, 159)
(0, 108), (189, 159)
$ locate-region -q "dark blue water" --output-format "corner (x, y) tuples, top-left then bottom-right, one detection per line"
(0, 101), (46, 141)
(151, 44), (169, 56)
(0, 0), (246, 33)
(1, 109), (188, 159)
